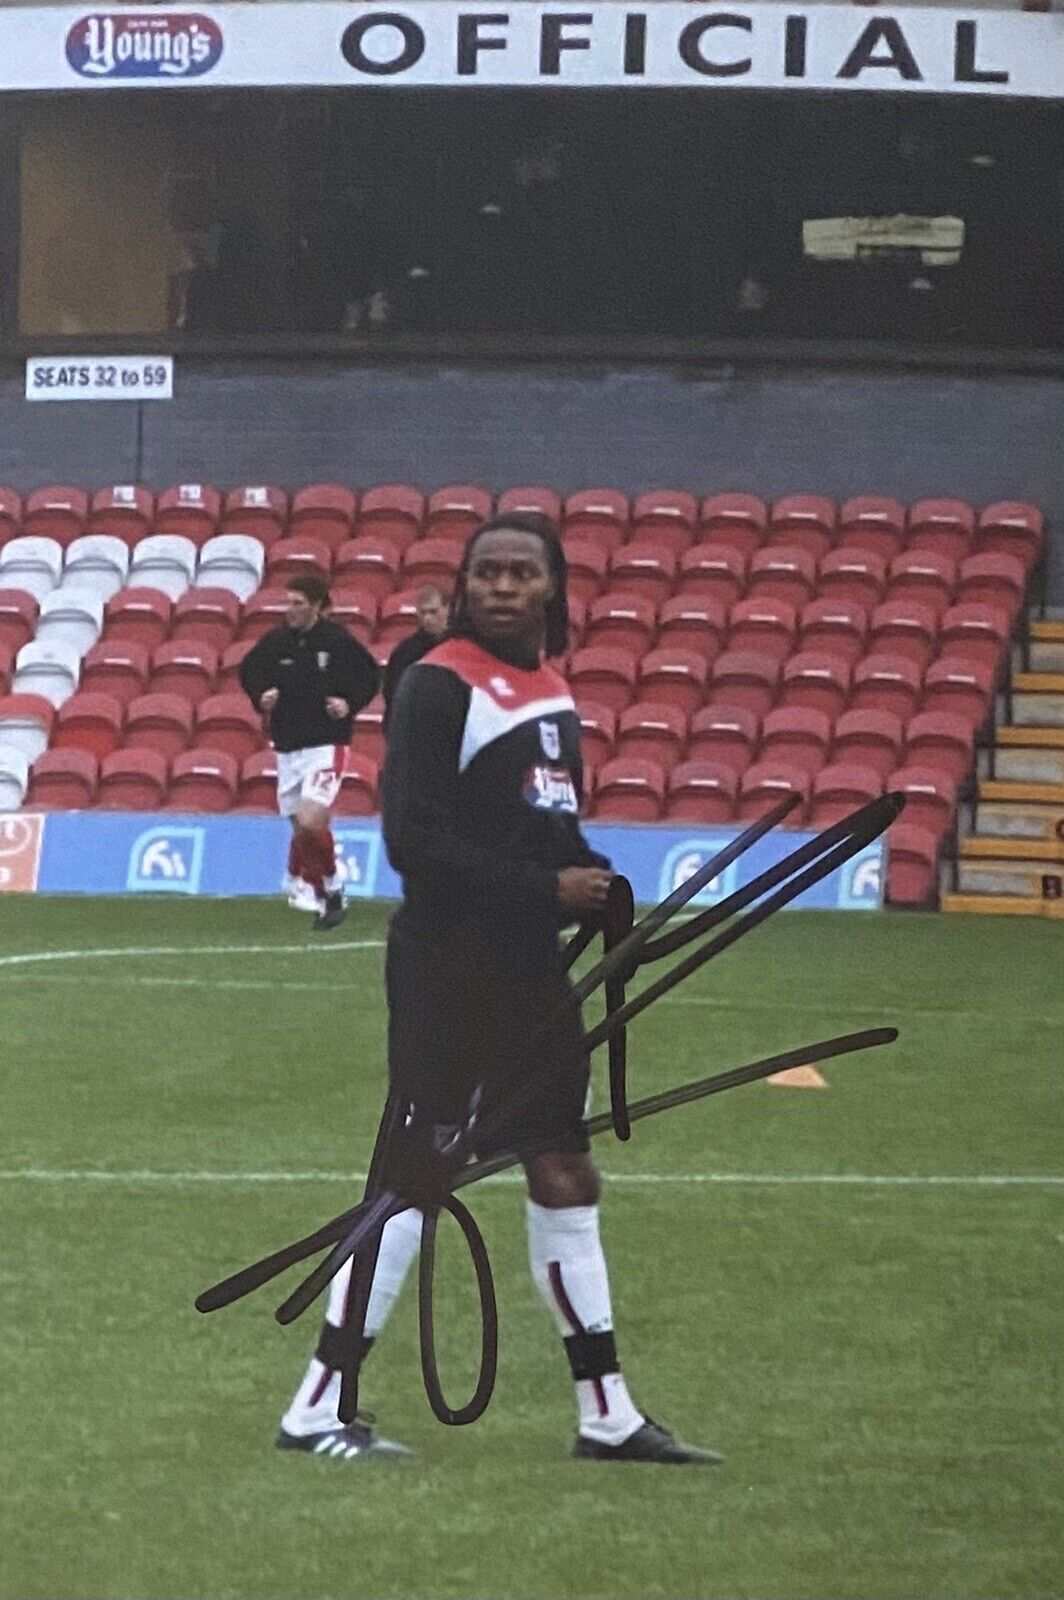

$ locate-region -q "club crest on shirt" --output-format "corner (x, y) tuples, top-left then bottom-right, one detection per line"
(539, 719), (561, 760)
(523, 765), (579, 814)
(489, 675), (516, 699)
(317, 651), (330, 671)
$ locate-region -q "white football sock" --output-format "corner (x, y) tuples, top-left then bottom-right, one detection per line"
(281, 1206), (422, 1435)
(527, 1200), (644, 1446)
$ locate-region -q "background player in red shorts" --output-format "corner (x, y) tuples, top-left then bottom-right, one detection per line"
(239, 571), (379, 930)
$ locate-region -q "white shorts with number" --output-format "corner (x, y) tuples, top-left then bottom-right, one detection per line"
(276, 745), (347, 817)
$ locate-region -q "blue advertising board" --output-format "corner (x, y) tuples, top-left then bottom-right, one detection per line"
(32, 812), (884, 910)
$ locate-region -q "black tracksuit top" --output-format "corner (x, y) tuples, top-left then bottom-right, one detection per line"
(381, 634), (609, 942)
(237, 618), (379, 753)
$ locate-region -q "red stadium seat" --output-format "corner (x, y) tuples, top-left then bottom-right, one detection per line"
(0, 487), (22, 546)
(401, 538), (463, 592)
(221, 485), (288, 547)
(562, 539), (609, 604)
(334, 537), (402, 601)
(832, 709), (904, 779)
(709, 652), (780, 717)
(124, 693), (195, 759)
(148, 641), (218, 707)
(566, 596), (587, 653)
(637, 648), (707, 717)
(665, 759), (738, 823)
(585, 593), (657, 657)
(974, 501), (1043, 571)
(289, 485), (357, 551)
(569, 647), (639, 713)
(686, 704), (759, 776)
(53, 692), (125, 759)
(0, 589), (40, 653)
(591, 757), (666, 822)
(797, 599), (868, 665)
(808, 763), (883, 829)
(330, 588), (378, 648)
(172, 587), (240, 651)
(904, 711), (975, 785)
(886, 551), (956, 617)
(768, 495), (836, 560)
(779, 653), (851, 719)
(239, 591), (288, 644)
(26, 747), (99, 810)
(727, 597), (797, 663)
(164, 748), (238, 813)
(23, 485), (88, 547)
(656, 595), (726, 660)
(353, 696), (386, 768)
(236, 749), (279, 813)
(563, 489), (629, 552)
(218, 639), (255, 693)
(496, 486), (563, 524)
(425, 485), (492, 545)
(356, 485), (425, 552)
(907, 498), (975, 563)
(738, 761), (809, 823)
(88, 485), (153, 547)
(577, 702), (617, 769)
(334, 751), (379, 817)
(937, 603), (1011, 671)
(377, 591), (421, 655)
(80, 640), (150, 706)
(868, 600), (939, 670)
(885, 766), (958, 838)
(836, 497), (905, 560)
(630, 490), (697, 555)
(265, 537), (333, 586)
(747, 545), (818, 609)
(155, 484), (220, 547)
(956, 552), (1026, 619)
(616, 701), (687, 772)
(760, 706), (831, 774)
(920, 658), (994, 727)
(0, 639), (14, 696)
(818, 547), (887, 611)
(886, 822), (941, 908)
(698, 493), (767, 558)
(104, 588), (173, 651)
(195, 693), (264, 762)
(850, 655), (922, 723)
(608, 542), (677, 608)
(677, 543), (747, 609)
(96, 747), (168, 810)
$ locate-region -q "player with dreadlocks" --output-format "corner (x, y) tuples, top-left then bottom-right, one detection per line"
(277, 514), (721, 1464)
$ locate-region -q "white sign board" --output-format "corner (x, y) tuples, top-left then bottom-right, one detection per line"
(25, 355), (174, 402)
(0, 5), (1061, 98)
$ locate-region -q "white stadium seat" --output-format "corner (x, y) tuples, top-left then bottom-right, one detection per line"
(12, 638), (81, 706)
(129, 535), (197, 601)
(195, 535), (265, 600)
(60, 535), (130, 601)
(35, 589), (104, 655)
(0, 537), (63, 603)
(0, 704), (52, 763)
(0, 745), (29, 810)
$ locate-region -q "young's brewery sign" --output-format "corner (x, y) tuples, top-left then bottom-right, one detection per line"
(65, 13), (223, 79)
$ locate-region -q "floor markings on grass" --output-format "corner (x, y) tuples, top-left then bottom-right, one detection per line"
(0, 940), (385, 970)
(0, 1167), (1061, 1188)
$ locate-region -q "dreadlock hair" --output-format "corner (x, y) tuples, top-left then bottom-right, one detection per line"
(449, 512), (570, 659)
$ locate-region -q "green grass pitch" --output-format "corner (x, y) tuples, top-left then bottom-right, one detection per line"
(1, 895), (1061, 1600)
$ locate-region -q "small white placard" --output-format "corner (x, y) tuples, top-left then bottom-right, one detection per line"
(25, 355), (174, 402)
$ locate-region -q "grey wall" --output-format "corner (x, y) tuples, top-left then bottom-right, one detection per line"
(1, 359), (1060, 599)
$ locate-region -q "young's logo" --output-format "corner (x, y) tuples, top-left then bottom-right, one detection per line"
(127, 826), (204, 894)
(539, 720), (561, 761)
(66, 14), (223, 80)
(333, 828), (381, 898)
(0, 814), (44, 893)
(523, 766), (579, 814)
(837, 846), (883, 910)
(659, 839), (739, 907)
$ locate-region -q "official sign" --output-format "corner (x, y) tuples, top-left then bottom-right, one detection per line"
(0, 5), (1061, 98)
(25, 355), (174, 402)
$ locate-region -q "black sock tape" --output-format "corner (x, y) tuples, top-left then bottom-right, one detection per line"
(564, 1330), (619, 1382)
(317, 1323), (375, 1372)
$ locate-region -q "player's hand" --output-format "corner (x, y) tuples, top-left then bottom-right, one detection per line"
(259, 688), (279, 713)
(326, 696), (349, 720)
(557, 867), (613, 917)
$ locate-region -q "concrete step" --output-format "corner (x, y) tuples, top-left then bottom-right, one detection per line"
(1009, 672), (1064, 727)
(960, 836), (1064, 863)
(1027, 620), (1064, 672)
(972, 800), (1064, 841)
(978, 778), (1064, 807)
(955, 857), (1064, 897)
(991, 743), (1064, 783)
(942, 892), (1064, 918)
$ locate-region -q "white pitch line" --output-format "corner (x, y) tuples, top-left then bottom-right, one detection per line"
(0, 1168), (1061, 1188)
(0, 940), (385, 969)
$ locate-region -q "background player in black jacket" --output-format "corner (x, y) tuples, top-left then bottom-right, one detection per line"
(239, 572), (379, 930)
(278, 518), (720, 1464)
(381, 584), (449, 731)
